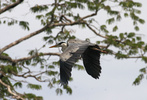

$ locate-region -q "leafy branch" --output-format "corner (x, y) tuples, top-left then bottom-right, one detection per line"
(0, 0), (24, 14)
(0, 79), (25, 100)
(0, 52), (60, 64)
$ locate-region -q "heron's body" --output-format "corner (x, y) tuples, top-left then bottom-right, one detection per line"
(50, 39), (101, 85)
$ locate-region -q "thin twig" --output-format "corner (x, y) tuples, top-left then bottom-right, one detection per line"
(12, 71), (50, 82)
(0, 25), (49, 54)
(86, 23), (107, 38)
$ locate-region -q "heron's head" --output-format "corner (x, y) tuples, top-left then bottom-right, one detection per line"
(49, 42), (67, 48)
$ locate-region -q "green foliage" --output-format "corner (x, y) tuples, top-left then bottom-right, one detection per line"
(1, 53), (9, 57)
(106, 17), (115, 25)
(13, 82), (22, 88)
(133, 67), (147, 85)
(63, 85), (72, 94)
(27, 84), (42, 90)
(19, 21), (30, 30)
(31, 5), (49, 13)
(142, 57), (147, 63)
(103, 35), (118, 45)
(0, 78), (9, 97)
(134, 26), (139, 31)
(124, 13), (129, 17)
(0, 18), (30, 31)
(7, 20), (17, 26)
(74, 64), (84, 70)
(0, 65), (18, 74)
(24, 93), (43, 100)
(43, 28), (76, 43)
(56, 88), (63, 95)
(133, 74), (144, 85)
(87, 1), (98, 11)
(46, 71), (58, 76)
(48, 65), (55, 69)
(11, 0), (16, 2)
(116, 15), (122, 21)
(0, 75), (15, 99)
(127, 32), (135, 38)
(119, 1), (142, 8)
(100, 25), (109, 33)
(65, 2), (85, 9)
(112, 26), (118, 32)
(36, 15), (44, 20)
(101, 31), (146, 60)
(138, 18), (145, 24)
(115, 51), (128, 59)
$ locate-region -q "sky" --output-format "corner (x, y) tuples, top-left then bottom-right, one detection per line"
(0, 0), (147, 100)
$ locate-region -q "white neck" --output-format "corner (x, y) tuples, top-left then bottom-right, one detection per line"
(60, 43), (67, 51)
(62, 46), (67, 51)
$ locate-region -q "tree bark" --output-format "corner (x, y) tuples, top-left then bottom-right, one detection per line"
(0, 0), (24, 14)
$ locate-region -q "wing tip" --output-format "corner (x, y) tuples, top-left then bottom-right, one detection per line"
(60, 80), (68, 86)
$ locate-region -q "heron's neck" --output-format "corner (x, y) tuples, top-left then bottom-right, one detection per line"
(61, 44), (67, 52)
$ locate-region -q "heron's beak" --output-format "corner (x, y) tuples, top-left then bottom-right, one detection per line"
(49, 44), (58, 48)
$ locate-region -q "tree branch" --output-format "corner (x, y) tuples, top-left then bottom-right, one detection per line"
(15, 52), (60, 62)
(80, 10), (98, 20)
(0, 0), (24, 14)
(0, 25), (49, 54)
(85, 23), (123, 43)
(0, 79), (25, 100)
(0, 52), (60, 64)
(0, 12), (55, 54)
(59, 15), (73, 23)
(86, 23), (107, 38)
(12, 70), (50, 82)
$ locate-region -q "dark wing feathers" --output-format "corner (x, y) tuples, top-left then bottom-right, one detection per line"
(60, 60), (72, 85)
(82, 45), (101, 79)
(60, 45), (88, 85)
(60, 39), (101, 85)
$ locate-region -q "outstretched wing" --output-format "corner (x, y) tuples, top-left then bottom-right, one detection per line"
(60, 39), (90, 85)
(82, 45), (101, 79)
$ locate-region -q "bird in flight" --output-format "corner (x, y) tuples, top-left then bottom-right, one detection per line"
(49, 39), (101, 85)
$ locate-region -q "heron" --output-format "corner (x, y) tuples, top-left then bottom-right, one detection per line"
(49, 39), (101, 85)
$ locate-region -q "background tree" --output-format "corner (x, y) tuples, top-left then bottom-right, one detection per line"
(0, 0), (147, 100)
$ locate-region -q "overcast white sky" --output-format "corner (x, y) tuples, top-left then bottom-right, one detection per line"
(0, 0), (147, 100)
